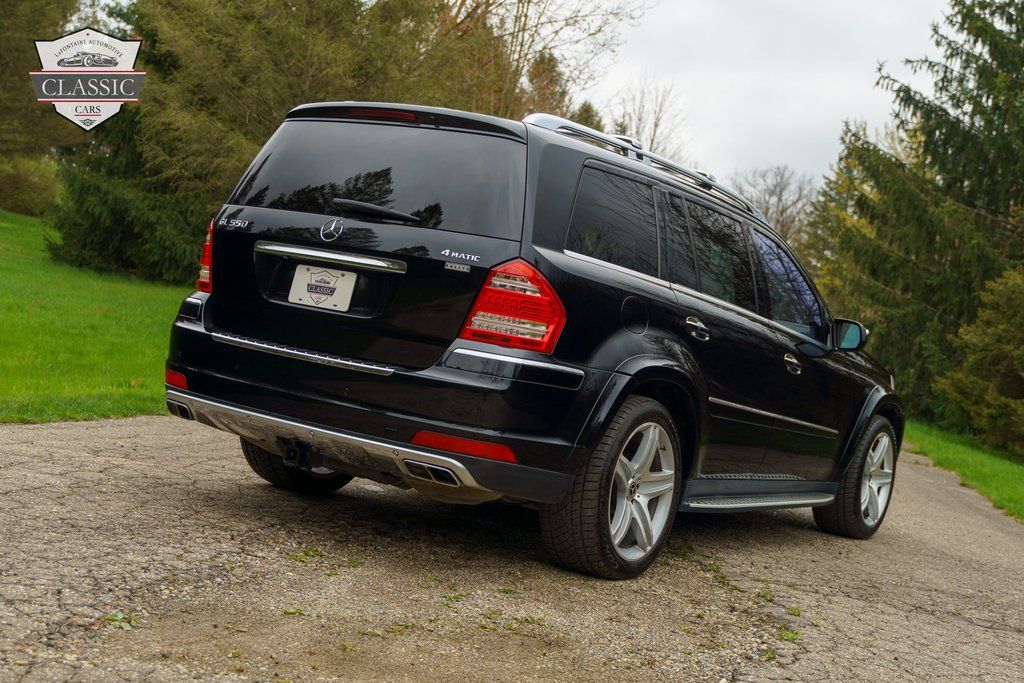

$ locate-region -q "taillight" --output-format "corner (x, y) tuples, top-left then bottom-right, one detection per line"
(411, 430), (517, 463)
(196, 219), (214, 292)
(458, 259), (565, 354)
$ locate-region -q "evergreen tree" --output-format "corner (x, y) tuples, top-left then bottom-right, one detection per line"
(49, 0), (638, 282)
(809, 1), (1024, 420)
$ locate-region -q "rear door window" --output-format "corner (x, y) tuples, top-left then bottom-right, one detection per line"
(565, 167), (659, 277)
(230, 120), (526, 239)
(752, 230), (826, 341)
(686, 202), (757, 310)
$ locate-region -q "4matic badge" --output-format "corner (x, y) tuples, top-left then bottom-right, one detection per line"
(30, 27), (145, 131)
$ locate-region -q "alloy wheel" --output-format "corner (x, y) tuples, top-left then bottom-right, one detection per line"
(860, 431), (894, 527)
(608, 422), (676, 561)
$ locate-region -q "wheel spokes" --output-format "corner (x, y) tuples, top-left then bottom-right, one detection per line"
(865, 484), (880, 523)
(630, 499), (654, 552)
(872, 470), (893, 488)
(630, 424), (660, 477)
(638, 470), (674, 498)
(615, 456), (632, 489)
(607, 421), (676, 561)
(610, 494), (631, 544)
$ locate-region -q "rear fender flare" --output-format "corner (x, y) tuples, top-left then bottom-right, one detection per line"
(569, 355), (706, 478)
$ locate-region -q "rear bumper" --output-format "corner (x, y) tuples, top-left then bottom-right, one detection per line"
(167, 388), (574, 504)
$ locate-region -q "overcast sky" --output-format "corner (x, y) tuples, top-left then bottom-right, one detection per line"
(582, 0), (949, 182)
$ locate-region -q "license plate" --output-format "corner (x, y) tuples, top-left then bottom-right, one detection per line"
(287, 264), (357, 311)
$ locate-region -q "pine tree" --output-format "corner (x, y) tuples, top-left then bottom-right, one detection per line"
(810, 1), (1024, 419)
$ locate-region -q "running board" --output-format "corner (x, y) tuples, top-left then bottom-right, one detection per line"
(682, 493), (834, 512)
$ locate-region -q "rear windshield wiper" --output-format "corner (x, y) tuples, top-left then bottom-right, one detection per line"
(331, 197), (421, 224)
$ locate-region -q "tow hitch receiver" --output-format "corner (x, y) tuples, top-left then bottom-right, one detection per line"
(279, 438), (324, 470)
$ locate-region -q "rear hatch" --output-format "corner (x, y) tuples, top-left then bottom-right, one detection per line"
(206, 106), (527, 370)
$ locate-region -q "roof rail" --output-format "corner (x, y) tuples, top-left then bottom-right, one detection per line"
(523, 113), (765, 221)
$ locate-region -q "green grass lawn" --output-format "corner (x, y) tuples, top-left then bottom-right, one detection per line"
(0, 210), (190, 422)
(906, 420), (1024, 522)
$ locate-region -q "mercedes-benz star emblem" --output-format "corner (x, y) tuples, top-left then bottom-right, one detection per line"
(320, 218), (344, 241)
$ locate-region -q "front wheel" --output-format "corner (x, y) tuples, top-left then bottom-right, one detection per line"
(540, 396), (682, 579)
(813, 416), (897, 538)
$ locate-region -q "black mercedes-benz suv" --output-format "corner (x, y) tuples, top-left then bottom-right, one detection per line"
(166, 102), (903, 579)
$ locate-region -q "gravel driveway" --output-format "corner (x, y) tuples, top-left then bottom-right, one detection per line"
(2, 417), (1022, 681)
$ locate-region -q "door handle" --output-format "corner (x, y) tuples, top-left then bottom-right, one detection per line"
(784, 353), (803, 375)
(684, 316), (710, 342)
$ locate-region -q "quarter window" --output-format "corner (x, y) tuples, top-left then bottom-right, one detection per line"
(686, 203), (757, 310)
(566, 167), (659, 277)
(753, 231), (825, 341)
(661, 193), (699, 289)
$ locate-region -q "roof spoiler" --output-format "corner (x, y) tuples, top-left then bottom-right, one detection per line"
(285, 102), (527, 141)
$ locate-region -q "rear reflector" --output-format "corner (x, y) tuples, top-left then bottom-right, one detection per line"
(411, 430), (517, 463)
(196, 219), (214, 293)
(458, 259), (565, 354)
(165, 369), (188, 390)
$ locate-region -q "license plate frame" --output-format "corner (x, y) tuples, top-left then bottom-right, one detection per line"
(287, 264), (357, 312)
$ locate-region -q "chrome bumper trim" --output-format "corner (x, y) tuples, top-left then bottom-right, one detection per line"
(166, 389), (487, 491)
(212, 332), (396, 376)
(449, 348), (586, 378)
(254, 241), (407, 274)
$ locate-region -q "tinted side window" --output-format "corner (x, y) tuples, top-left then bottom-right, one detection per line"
(566, 168), (659, 277)
(661, 192), (698, 289)
(753, 231), (825, 341)
(687, 203), (756, 310)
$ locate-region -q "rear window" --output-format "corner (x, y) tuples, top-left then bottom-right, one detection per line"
(230, 120), (526, 240)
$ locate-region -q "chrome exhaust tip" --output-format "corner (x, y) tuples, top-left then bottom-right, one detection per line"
(403, 460), (460, 487)
(166, 399), (193, 420)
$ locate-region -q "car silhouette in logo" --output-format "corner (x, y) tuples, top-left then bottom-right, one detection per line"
(56, 51), (119, 68)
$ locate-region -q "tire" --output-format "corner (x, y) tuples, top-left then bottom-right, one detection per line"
(539, 396), (683, 579)
(813, 415), (897, 539)
(240, 438), (353, 496)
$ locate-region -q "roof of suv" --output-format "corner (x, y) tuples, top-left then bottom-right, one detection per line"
(285, 101), (773, 233)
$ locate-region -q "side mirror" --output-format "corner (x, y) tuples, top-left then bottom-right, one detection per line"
(834, 319), (868, 351)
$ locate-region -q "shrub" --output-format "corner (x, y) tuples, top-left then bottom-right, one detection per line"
(47, 163), (210, 284)
(0, 155), (61, 217)
(936, 265), (1024, 452)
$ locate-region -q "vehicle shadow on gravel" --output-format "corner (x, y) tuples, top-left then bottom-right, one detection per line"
(193, 477), (819, 571)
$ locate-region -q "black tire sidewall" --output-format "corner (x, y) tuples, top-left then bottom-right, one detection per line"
(848, 417), (897, 538)
(595, 399), (683, 577)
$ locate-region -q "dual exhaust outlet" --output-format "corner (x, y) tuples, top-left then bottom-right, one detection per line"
(403, 459), (461, 487)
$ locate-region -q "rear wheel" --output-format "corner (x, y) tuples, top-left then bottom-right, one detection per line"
(240, 438), (352, 496)
(813, 416), (896, 538)
(540, 396), (682, 579)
